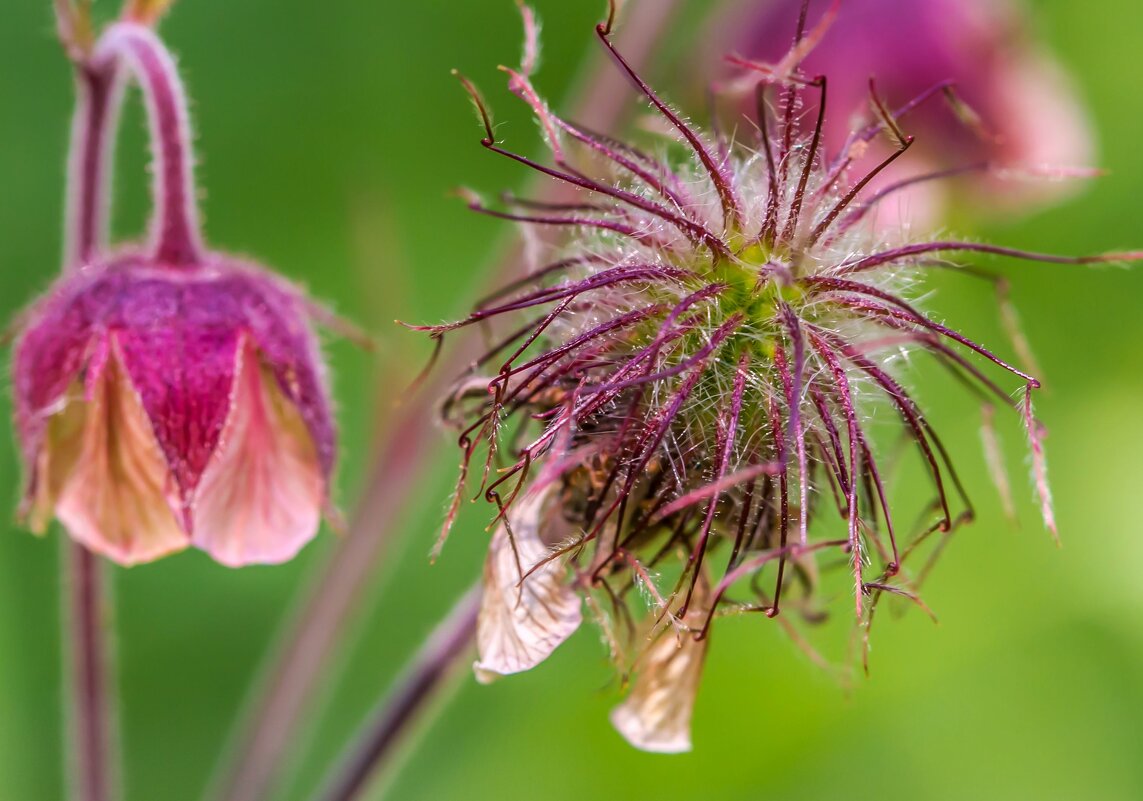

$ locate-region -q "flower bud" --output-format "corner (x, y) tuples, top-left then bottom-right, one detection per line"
(13, 22), (336, 566)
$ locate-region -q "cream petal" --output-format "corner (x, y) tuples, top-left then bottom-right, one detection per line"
(610, 589), (712, 753)
(27, 383), (87, 535)
(474, 491), (582, 682)
(192, 338), (325, 567)
(56, 339), (189, 566)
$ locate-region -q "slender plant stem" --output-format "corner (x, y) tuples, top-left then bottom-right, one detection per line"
(62, 31), (122, 801)
(313, 586), (481, 801)
(66, 544), (116, 801)
(65, 64), (121, 269)
(209, 5), (680, 801)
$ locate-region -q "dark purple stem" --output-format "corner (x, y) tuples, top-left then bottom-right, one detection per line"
(313, 587), (481, 801)
(65, 64), (123, 267)
(92, 23), (203, 266)
(59, 26), (130, 801)
(67, 544), (116, 801)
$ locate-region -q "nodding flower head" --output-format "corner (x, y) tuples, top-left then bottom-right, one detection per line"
(12, 20), (336, 567)
(422, 2), (1140, 753)
(701, 0), (1094, 221)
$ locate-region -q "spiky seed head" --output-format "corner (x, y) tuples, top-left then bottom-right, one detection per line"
(422, 1), (1134, 751)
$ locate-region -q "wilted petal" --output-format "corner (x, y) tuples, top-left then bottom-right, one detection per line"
(610, 589), (711, 753)
(474, 491), (582, 681)
(192, 337), (325, 567)
(56, 337), (188, 565)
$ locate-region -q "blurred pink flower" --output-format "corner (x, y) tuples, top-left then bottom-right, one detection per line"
(12, 22), (336, 567)
(703, 0), (1094, 223)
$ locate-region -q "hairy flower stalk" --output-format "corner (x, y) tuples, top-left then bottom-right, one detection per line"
(14, 16), (337, 568)
(415, 2), (1140, 753)
(65, 542), (116, 801)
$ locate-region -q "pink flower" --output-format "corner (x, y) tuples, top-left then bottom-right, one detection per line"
(703, 0), (1094, 220)
(13, 21), (336, 566)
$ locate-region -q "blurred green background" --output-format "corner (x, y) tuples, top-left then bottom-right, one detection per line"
(2, 1), (1142, 799)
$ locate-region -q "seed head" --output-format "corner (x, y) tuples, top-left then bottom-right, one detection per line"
(423, 2), (1136, 751)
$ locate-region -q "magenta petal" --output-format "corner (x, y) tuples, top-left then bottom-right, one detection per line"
(112, 278), (245, 500)
(12, 281), (98, 472)
(17, 256), (335, 493)
(705, 0), (1092, 212)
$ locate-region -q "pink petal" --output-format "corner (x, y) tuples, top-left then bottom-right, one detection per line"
(474, 490), (583, 682)
(987, 49), (1095, 207)
(192, 337), (325, 567)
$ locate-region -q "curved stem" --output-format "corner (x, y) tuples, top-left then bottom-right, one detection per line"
(206, 4), (680, 801)
(313, 587), (480, 801)
(91, 22), (203, 266)
(66, 544), (117, 801)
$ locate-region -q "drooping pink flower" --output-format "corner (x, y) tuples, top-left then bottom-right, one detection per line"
(12, 21), (336, 567)
(424, 2), (1135, 752)
(702, 0), (1094, 221)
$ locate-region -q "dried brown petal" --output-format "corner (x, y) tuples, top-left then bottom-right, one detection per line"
(610, 584), (711, 753)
